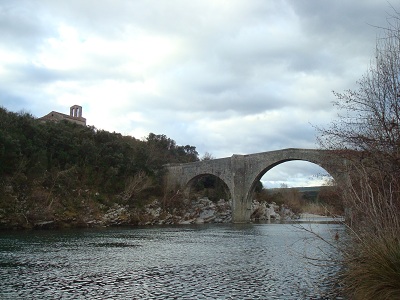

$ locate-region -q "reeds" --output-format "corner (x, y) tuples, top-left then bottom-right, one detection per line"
(343, 233), (400, 300)
(340, 162), (400, 299)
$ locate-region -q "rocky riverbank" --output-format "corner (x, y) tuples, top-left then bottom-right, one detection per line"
(84, 198), (298, 227)
(1, 197), (300, 230)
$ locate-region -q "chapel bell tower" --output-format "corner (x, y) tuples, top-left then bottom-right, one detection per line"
(70, 105), (83, 118)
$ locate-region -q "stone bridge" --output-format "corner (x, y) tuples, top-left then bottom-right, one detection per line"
(164, 148), (347, 223)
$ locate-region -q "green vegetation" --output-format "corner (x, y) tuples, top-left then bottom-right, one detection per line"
(0, 107), (198, 229)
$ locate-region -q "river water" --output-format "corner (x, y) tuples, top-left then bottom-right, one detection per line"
(0, 222), (344, 299)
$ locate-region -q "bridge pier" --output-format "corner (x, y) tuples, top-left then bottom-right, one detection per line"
(231, 196), (251, 223)
(231, 155), (251, 223)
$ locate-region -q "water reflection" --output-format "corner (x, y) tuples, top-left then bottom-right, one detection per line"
(0, 223), (344, 299)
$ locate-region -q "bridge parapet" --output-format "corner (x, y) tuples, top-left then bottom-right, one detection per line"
(164, 157), (233, 192)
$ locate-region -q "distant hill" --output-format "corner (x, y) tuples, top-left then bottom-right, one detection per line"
(268, 186), (322, 192)
(296, 186), (322, 192)
(267, 186), (324, 203)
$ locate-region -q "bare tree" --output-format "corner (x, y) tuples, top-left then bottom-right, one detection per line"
(120, 171), (153, 202)
(318, 10), (400, 298)
(201, 152), (214, 161)
(319, 10), (400, 211)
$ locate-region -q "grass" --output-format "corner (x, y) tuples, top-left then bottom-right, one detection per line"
(301, 203), (329, 216)
(343, 233), (400, 300)
(338, 165), (400, 299)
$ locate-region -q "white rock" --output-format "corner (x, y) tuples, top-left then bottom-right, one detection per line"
(195, 218), (204, 224)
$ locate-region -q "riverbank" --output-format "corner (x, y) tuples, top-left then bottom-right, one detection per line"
(298, 213), (344, 223)
(1, 197), (321, 230)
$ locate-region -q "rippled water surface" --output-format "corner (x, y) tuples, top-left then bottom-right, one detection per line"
(0, 223), (344, 299)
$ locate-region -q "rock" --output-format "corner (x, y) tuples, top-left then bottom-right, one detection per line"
(204, 215), (216, 223)
(34, 220), (55, 229)
(199, 208), (215, 219)
(179, 219), (195, 225)
(195, 218), (204, 224)
(251, 200), (293, 221)
(101, 204), (131, 226)
(116, 196), (263, 226)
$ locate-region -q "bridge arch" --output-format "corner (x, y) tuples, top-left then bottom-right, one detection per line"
(184, 173), (232, 201)
(247, 158), (337, 203)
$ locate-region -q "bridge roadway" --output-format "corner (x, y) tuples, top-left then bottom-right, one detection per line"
(164, 148), (346, 223)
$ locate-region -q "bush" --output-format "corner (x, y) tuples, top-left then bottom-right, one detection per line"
(343, 234), (400, 300)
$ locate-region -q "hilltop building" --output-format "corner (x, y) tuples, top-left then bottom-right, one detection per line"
(39, 105), (86, 126)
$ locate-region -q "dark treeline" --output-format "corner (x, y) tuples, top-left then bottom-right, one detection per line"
(0, 107), (198, 228)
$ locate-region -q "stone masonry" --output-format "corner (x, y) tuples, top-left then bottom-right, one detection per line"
(39, 105), (86, 126)
(164, 148), (347, 223)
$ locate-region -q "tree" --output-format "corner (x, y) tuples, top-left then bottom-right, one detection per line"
(319, 11), (400, 222)
(145, 133), (199, 165)
(120, 170), (153, 203)
(320, 14), (400, 171)
(0, 108), (202, 228)
(201, 152), (214, 161)
(318, 10), (400, 298)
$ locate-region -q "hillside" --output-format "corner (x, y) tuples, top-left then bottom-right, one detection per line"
(0, 107), (199, 229)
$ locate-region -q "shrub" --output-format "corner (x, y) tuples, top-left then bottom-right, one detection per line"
(343, 234), (400, 300)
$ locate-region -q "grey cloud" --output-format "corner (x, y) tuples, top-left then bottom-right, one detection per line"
(0, 90), (30, 110)
(33, 1), (256, 39)
(289, 0), (388, 35)
(287, 0), (389, 63)
(4, 64), (64, 84)
(0, 2), (57, 52)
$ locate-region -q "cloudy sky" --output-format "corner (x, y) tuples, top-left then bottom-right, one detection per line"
(0, 1), (394, 187)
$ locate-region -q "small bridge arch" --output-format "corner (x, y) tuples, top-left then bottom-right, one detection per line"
(184, 172), (232, 200)
(165, 148), (346, 223)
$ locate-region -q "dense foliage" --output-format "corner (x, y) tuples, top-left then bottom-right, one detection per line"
(0, 107), (199, 228)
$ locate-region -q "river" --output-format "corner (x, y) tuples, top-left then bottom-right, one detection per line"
(0, 222), (344, 299)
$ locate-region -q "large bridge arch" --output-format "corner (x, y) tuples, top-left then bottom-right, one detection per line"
(164, 148), (346, 223)
(247, 159), (331, 201)
(245, 158), (342, 206)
